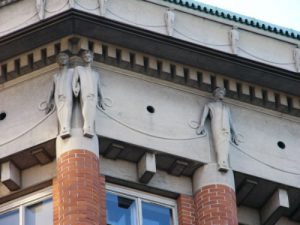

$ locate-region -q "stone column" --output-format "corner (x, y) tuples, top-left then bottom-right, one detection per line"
(193, 164), (238, 225)
(53, 102), (106, 225)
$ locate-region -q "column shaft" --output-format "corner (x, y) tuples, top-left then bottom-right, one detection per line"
(54, 150), (105, 225)
(193, 164), (238, 225)
(194, 184), (238, 225)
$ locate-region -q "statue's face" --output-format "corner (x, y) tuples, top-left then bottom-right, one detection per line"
(57, 54), (69, 65)
(82, 52), (93, 63)
(214, 89), (225, 100)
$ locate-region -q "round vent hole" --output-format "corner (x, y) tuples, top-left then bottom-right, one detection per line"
(0, 112), (6, 120)
(146, 106), (155, 113)
(277, 141), (285, 150)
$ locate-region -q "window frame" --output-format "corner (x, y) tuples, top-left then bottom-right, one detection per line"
(0, 187), (52, 225)
(106, 183), (178, 225)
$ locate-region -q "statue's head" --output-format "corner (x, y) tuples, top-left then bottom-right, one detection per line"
(81, 50), (94, 64)
(56, 52), (69, 66)
(213, 87), (226, 100)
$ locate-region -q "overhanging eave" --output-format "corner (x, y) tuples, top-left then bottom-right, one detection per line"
(0, 9), (299, 95)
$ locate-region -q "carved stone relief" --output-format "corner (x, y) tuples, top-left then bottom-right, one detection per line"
(294, 47), (300, 72)
(36, 0), (46, 20)
(229, 26), (239, 55)
(73, 50), (104, 138)
(197, 87), (240, 172)
(46, 51), (104, 139)
(164, 8), (175, 36)
(98, 0), (108, 16)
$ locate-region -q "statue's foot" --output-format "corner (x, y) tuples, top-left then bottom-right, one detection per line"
(83, 129), (94, 138)
(60, 130), (71, 139)
(218, 162), (229, 172)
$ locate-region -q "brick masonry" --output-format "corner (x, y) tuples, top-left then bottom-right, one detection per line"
(194, 184), (238, 225)
(53, 150), (106, 225)
(177, 194), (196, 225)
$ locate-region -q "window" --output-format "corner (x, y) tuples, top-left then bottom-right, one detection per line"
(0, 187), (52, 225)
(106, 184), (177, 225)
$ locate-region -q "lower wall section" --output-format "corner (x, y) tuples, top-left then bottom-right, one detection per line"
(194, 184), (238, 225)
(53, 150), (106, 225)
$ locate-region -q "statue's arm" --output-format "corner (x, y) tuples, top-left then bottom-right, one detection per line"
(196, 104), (209, 135)
(229, 109), (239, 145)
(45, 77), (55, 113)
(97, 75), (104, 109)
(72, 69), (80, 97)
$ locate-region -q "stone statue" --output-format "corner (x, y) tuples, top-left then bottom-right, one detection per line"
(293, 47), (300, 72)
(69, 0), (75, 8)
(164, 8), (175, 36)
(46, 53), (74, 139)
(196, 88), (239, 172)
(98, 0), (108, 16)
(36, 0), (46, 20)
(73, 50), (104, 138)
(229, 26), (239, 55)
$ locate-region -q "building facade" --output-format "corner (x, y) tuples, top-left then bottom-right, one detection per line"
(0, 0), (300, 225)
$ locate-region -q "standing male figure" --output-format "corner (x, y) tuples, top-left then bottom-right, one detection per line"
(293, 46), (300, 72)
(73, 50), (104, 138)
(229, 26), (239, 55)
(46, 53), (74, 139)
(164, 8), (175, 36)
(197, 87), (239, 171)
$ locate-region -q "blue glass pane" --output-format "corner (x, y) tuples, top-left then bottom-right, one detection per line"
(0, 210), (19, 225)
(142, 202), (172, 225)
(106, 192), (137, 225)
(25, 198), (53, 225)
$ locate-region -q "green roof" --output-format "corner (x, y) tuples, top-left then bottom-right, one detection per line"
(162, 0), (300, 40)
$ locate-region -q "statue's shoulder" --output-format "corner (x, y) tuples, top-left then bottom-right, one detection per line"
(207, 102), (216, 108)
(75, 65), (85, 71)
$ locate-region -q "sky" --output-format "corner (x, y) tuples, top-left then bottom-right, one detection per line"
(195, 0), (300, 32)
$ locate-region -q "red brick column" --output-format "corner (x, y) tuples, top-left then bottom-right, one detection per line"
(177, 195), (196, 225)
(194, 184), (238, 225)
(192, 164), (238, 225)
(53, 150), (106, 225)
(52, 178), (59, 225)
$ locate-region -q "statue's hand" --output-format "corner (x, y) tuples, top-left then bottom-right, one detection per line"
(99, 99), (105, 110)
(231, 132), (239, 145)
(196, 125), (206, 135)
(45, 102), (53, 114)
(73, 86), (80, 97)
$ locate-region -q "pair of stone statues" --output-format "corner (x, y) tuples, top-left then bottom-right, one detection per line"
(46, 50), (103, 139)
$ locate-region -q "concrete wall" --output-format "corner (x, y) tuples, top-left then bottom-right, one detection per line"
(1, 62), (300, 188)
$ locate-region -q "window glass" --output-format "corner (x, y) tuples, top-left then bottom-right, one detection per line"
(25, 198), (53, 225)
(0, 210), (19, 225)
(142, 202), (173, 225)
(106, 192), (137, 225)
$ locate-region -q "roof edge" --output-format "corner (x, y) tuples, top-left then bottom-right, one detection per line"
(161, 0), (300, 41)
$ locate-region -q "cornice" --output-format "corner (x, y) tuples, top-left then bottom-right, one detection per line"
(0, 9), (299, 96)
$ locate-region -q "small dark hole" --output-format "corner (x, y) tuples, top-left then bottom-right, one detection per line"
(88, 41), (94, 51)
(0, 112), (6, 120)
(54, 43), (61, 54)
(277, 141), (285, 149)
(28, 54), (34, 70)
(146, 106), (155, 113)
(129, 53), (135, 68)
(41, 48), (47, 65)
(102, 45), (108, 58)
